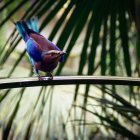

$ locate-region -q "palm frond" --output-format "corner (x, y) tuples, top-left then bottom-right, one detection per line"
(0, 0), (140, 139)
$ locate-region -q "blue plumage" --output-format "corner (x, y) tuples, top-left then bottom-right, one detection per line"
(15, 18), (66, 79)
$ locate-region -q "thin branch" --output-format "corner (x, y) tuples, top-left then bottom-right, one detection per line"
(0, 76), (140, 89)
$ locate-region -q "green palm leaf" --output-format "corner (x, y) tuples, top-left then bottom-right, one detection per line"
(0, 0), (140, 139)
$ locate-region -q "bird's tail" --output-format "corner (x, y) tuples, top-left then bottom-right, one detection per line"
(15, 17), (39, 41)
(15, 21), (29, 42)
(27, 17), (39, 33)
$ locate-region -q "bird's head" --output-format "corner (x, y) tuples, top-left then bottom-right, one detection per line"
(42, 50), (66, 62)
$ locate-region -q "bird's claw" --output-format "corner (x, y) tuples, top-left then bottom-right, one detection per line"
(48, 76), (53, 80)
(38, 76), (44, 81)
(47, 72), (53, 80)
(37, 75), (53, 81)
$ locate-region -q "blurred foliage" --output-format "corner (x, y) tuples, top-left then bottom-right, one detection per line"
(0, 0), (140, 139)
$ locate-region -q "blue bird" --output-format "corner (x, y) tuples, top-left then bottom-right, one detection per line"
(14, 18), (66, 80)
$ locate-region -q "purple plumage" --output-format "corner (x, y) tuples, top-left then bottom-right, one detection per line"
(15, 19), (66, 79)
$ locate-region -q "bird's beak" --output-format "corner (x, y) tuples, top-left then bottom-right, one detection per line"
(59, 51), (66, 56)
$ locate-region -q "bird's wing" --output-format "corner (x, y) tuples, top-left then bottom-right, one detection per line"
(26, 38), (43, 62)
(29, 33), (60, 51)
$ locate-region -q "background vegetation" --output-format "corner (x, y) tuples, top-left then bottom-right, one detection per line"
(0, 0), (140, 139)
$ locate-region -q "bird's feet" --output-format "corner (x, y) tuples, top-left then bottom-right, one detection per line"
(37, 73), (53, 80)
(38, 75), (44, 81)
(47, 72), (53, 80)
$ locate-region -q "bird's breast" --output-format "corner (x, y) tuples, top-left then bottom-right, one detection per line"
(35, 60), (58, 72)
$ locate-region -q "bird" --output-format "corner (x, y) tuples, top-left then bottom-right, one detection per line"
(14, 18), (66, 80)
